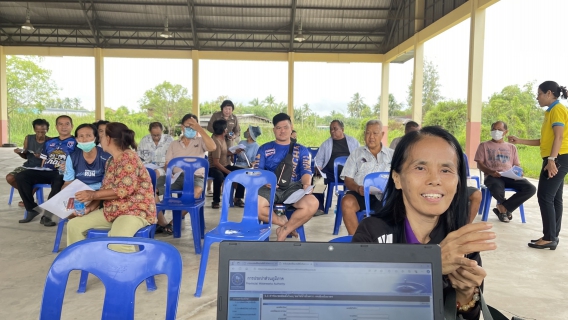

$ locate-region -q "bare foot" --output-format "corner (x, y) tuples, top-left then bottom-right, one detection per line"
(275, 225), (298, 241)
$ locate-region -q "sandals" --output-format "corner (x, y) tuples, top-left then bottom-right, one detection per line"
(156, 222), (173, 235)
(493, 208), (509, 223)
(234, 199), (245, 207)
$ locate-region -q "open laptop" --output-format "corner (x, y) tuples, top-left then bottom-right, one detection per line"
(217, 242), (444, 320)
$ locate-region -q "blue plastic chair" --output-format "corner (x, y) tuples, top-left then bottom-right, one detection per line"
(463, 153), (484, 215)
(273, 204), (308, 241)
(52, 167), (158, 253)
(481, 187), (526, 223)
(39, 237), (182, 320)
(156, 157), (208, 254)
(8, 186), (14, 204)
(332, 157), (350, 235)
(194, 169), (277, 297)
(77, 224), (158, 293)
(329, 235), (353, 243)
(325, 156), (348, 215)
(307, 147), (319, 174)
(355, 172), (390, 222)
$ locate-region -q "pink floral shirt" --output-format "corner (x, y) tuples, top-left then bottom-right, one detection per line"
(101, 149), (156, 223)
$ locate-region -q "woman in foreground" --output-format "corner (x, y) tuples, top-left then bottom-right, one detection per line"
(353, 126), (496, 319)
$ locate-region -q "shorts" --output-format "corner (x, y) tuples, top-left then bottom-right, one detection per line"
(467, 186), (479, 198)
(345, 190), (383, 213)
(9, 166), (28, 176)
(157, 173), (205, 195)
(258, 181), (304, 209)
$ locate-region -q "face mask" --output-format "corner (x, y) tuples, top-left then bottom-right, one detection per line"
(490, 130), (504, 141)
(244, 132), (250, 139)
(184, 128), (197, 139)
(77, 140), (96, 152)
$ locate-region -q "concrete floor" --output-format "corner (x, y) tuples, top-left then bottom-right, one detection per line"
(0, 148), (566, 320)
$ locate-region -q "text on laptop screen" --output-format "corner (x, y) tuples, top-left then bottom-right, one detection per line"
(227, 260), (434, 320)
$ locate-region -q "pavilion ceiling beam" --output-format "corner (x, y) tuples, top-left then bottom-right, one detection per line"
(78, 0), (101, 45)
(289, 0), (297, 50)
(186, 0), (199, 49)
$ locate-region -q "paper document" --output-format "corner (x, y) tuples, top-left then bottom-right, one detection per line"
(316, 167), (327, 179)
(499, 166), (525, 180)
(229, 144), (247, 153)
(369, 186), (384, 201)
(283, 185), (314, 204)
(236, 153), (251, 168)
(166, 171), (183, 186)
(27, 167), (54, 171)
(144, 163), (161, 170)
(38, 180), (94, 219)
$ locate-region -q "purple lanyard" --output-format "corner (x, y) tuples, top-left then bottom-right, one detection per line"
(404, 218), (421, 244)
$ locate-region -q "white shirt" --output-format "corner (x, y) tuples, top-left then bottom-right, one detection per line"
(137, 134), (174, 168)
(341, 145), (394, 186)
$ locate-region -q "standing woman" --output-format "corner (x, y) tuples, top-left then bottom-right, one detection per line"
(509, 81), (568, 250)
(67, 122), (156, 252)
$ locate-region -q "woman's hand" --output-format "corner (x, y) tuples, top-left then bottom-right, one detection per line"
(75, 190), (96, 202)
(544, 160), (559, 178)
(439, 222), (496, 275)
(449, 266), (486, 304)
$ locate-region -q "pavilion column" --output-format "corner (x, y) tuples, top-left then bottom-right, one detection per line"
(380, 63), (390, 146)
(411, 41), (424, 123)
(465, 0), (486, 166)
(192, 50), (200, 116)
(0, 46), (8, 144)
(94, 48), (105, 120)
(287, 52), (295, 123)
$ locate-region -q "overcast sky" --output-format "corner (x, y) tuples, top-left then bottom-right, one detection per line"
(38, 0), (568, 116)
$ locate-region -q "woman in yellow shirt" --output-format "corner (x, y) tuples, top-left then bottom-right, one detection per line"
(509, 81), (568, 250)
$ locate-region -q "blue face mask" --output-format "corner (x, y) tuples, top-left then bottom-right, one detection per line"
(184, 128), (197, 139)
(77, 140), (96, 152)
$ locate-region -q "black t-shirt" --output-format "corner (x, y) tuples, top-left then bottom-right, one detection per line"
(324, 137), (351, 174)
(353, 216), (482, 320)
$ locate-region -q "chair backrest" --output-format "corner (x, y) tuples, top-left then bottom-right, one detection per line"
(307, 147), (319, 173)
(329, 235), (353, 243)
(220, 169), (277, 225)
(334, 156), (348, 186)
(40, 237), (182, 320)
(164, 157), (208, 201)
(363, 172), (390, 215)
(146, 167), (157, 193)
(463, 153), (471, 177)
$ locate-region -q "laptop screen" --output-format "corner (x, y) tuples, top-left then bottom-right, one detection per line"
(227, 260), (435, 320)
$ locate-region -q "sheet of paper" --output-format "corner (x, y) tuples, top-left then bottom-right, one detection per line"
(283, 185), (314, 204)
(228, 144), (247, 153)
(26, 167), (54, 171)
(499, 166), (525, 180)
(170, 171), (183, 185)
(144, 163), (160, 170)
(369, 186), (384, 201)
(38, 180), (94, 219)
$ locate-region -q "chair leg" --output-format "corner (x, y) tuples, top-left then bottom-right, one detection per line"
(195, 238), (215, 297)
(199, 206), (205, 239)
(324, 183), (334, 214)
(333, 194), (343, 235)
(172, 210), (183, 238)
(77, 271), (89, 293)
(52, 218), (68, 253)
(189, 209), (203, 254)
(145, 276), (157, 291)
(481, 189), (491, 222)
(520, 204), (526, 223)
(297, 226), (306, 242)
(36, 187), (44, 205)
(8, 186), (14, 205)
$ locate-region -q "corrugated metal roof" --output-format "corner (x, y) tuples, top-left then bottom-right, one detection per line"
(0, 0), (463, 55)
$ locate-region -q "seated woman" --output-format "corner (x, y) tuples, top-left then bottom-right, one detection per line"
(67, 122), (156, 252)
(234, 125), (262, 168)
(353, 126), (496, 319)
(62, 124), (110, 191)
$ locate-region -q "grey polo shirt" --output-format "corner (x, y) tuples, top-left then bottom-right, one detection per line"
(340, 145), (394, 186)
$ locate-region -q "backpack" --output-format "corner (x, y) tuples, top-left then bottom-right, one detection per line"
(274, 140), (296, 189)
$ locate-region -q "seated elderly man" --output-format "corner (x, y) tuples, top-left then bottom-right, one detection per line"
(137, 122), (173, 178)
(313, 120), (360, 213)
(341, 120), (394, 235)
(474, 120), (536, 223)
(254, 113), (319, 241)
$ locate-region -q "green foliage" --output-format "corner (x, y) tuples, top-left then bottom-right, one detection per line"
(138, 81), (192, 133)
(423, 99), (467, 138)
(347, 92), (371, 118)
(407, 60), (443, 117)
(7, 56), (58, 116)
(374, 94), (404, 117)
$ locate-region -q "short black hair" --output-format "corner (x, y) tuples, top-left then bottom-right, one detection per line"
(220, 100), (235, 110)
(74, 123), (99, 145)
(212, 119), (227, 135)
(491, 121), (508, 130)
(272, 113), (291, 126)
(181, 113), (198, 124)
(56, 115), (73, 126)
(93, 120), (110, 129)
(330, 119), (344, 129)
(404, 121), (420, 132)
(148, 122), (163, 131)
(32, 119), (50, 131)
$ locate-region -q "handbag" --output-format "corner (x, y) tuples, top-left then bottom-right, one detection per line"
(274, 141), (296, 189)
(444, 288), (511, 320)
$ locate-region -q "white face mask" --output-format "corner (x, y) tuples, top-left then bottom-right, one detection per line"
(490, 130), (504, 141)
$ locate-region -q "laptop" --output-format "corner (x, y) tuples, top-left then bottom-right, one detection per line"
(217, 242), (444, 320)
